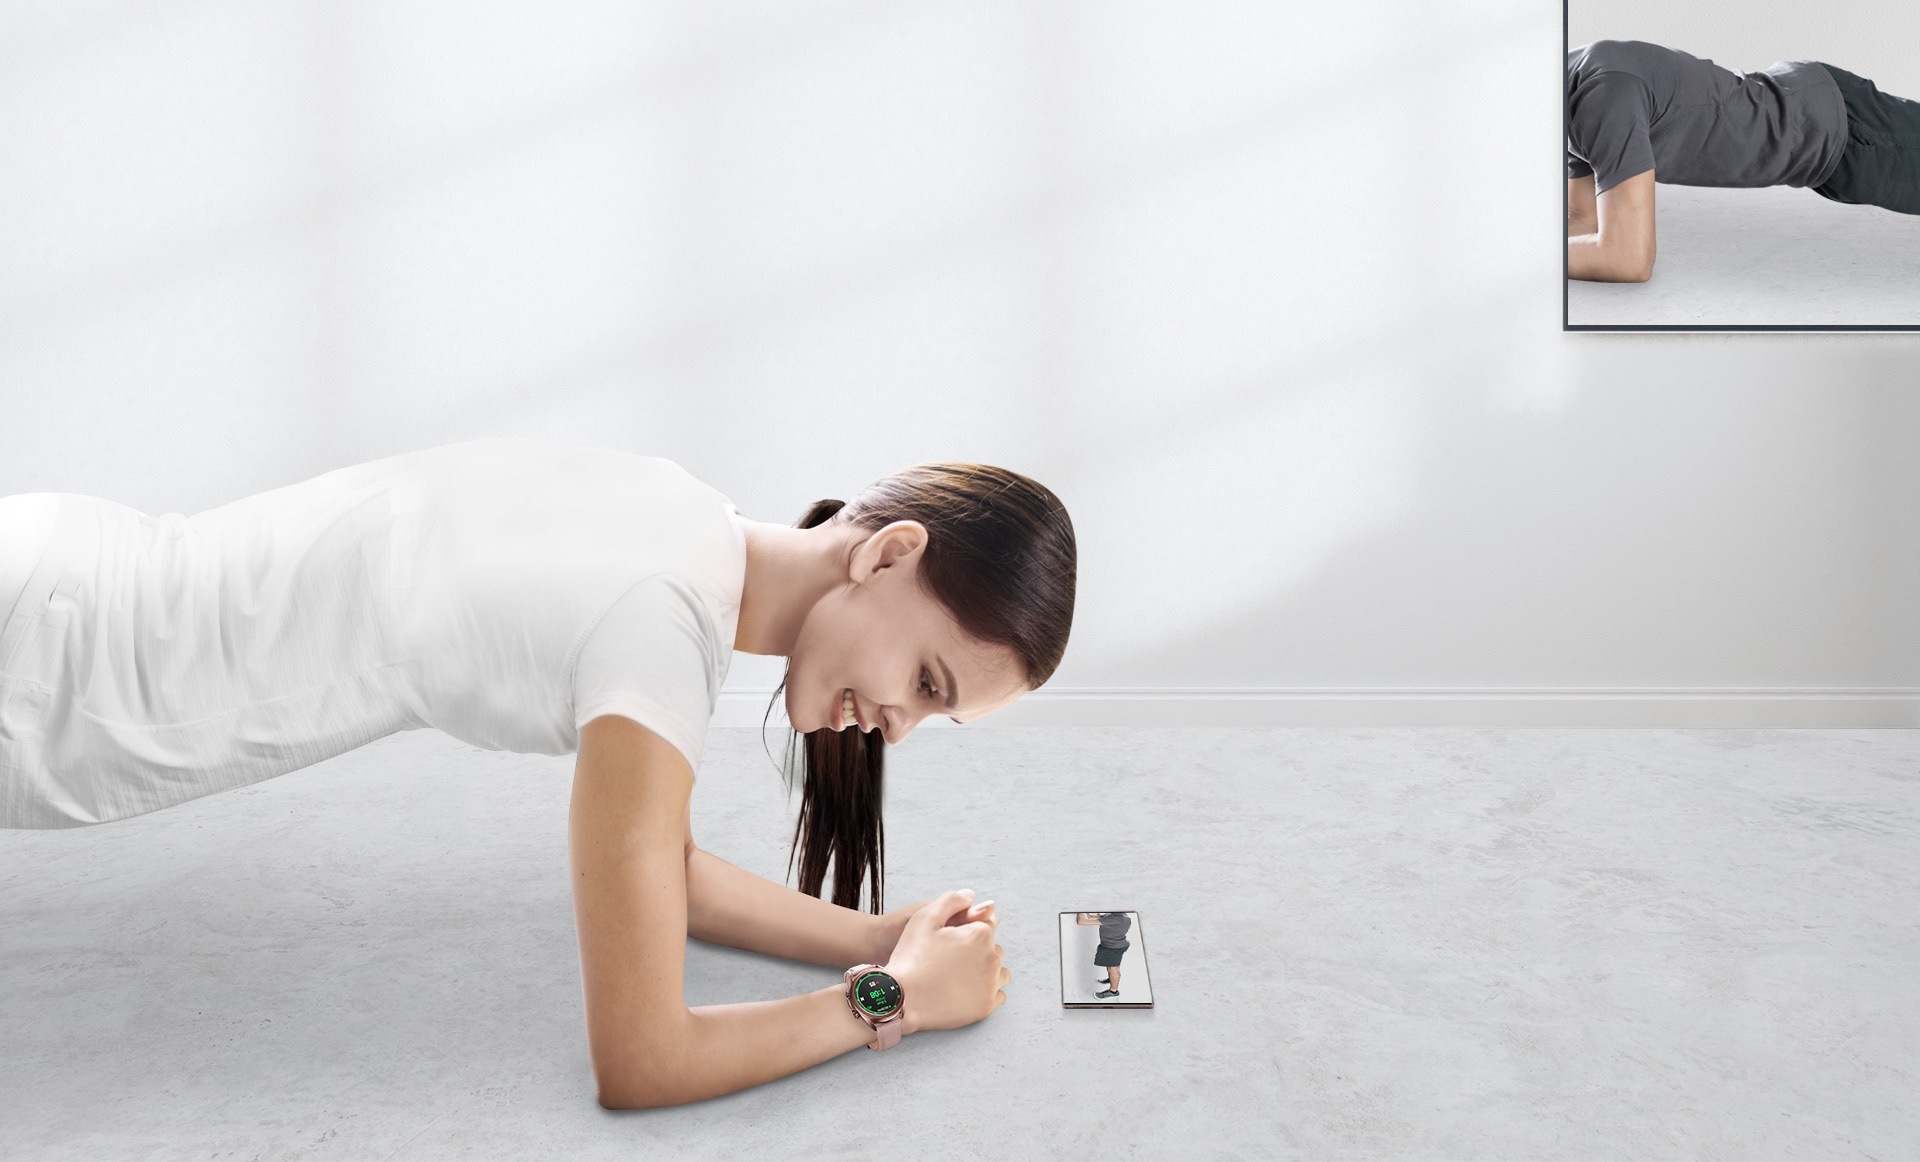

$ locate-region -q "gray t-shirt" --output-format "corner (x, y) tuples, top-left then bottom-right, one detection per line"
(1566, 40), (1848, 193)
(1098, 913), (1132, 949)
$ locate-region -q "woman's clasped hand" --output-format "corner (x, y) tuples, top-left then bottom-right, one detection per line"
(876, 889), (1011, 1035)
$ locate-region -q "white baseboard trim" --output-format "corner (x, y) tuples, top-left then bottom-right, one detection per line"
(713, 687), (1920, 729)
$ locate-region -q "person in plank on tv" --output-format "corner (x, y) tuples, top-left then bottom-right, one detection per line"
(1567, 39), (1920, 282)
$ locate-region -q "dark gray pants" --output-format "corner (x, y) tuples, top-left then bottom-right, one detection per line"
(1812, 63), (1920, 215)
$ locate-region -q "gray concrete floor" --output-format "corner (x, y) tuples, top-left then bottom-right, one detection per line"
(3, 726), (1918, 1159)
(1567, 184), (1920, 328)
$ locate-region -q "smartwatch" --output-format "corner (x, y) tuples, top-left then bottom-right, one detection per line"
(843, 964), (905, 1051)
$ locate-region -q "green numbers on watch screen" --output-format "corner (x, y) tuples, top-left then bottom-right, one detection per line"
(856, 972), (900, 1016)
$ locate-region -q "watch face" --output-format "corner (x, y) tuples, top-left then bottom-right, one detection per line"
(852, 970), (902, 1019)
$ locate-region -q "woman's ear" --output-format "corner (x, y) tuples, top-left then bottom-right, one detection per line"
(852, 520), (928, 579)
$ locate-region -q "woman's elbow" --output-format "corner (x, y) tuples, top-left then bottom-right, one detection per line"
(596, 1083), (635, 1111)
(595, 1082), (650, 1111)
(589, 1042), (694, 1109)
(594, 1069), (679, 1110)
(586, 1009), (700, 1108)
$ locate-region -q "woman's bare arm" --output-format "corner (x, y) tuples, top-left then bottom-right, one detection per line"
(1567, 169), (1656, 282)
(570, 715), (877, 1108)
(684, 847), (891, 966)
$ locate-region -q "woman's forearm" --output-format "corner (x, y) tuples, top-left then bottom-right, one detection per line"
(685, 846), (881, 967)
(604, 984), (881, 1108)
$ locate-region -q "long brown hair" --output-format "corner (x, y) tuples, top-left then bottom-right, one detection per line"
(774, 464), (1076, 913)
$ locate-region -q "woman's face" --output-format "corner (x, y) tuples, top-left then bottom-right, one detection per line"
(785, 520), (1028, 743)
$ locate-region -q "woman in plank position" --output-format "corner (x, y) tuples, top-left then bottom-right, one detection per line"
(0, 437), (1077, 1107)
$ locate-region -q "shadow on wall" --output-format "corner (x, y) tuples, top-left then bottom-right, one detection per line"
(0, 3), (1529, 530)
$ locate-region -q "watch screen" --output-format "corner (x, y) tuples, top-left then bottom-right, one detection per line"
(853, 971), (901, 1018)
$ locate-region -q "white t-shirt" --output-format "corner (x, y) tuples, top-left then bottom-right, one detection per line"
(0, 438), (745, 828)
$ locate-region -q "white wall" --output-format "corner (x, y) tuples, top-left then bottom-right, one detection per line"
(4, 1), (1918, 727)
(1571, 0), (1920, 94)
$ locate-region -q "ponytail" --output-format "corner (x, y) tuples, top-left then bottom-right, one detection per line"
(777, 498), (888, 913)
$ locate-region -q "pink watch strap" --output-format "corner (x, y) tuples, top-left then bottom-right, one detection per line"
(869, 1014), (902, 1051)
